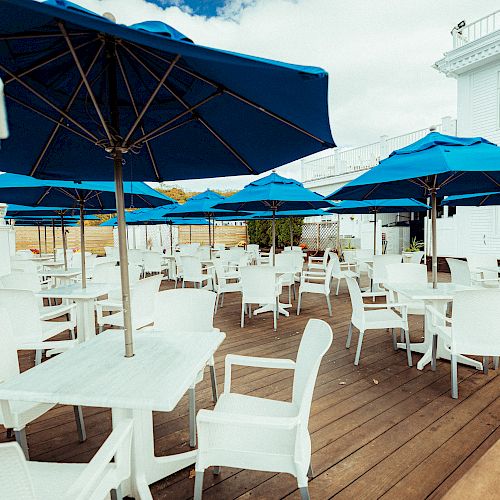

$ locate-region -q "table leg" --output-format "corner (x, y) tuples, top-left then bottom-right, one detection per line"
(113, 408), (197, 499)
(253, 303), (290, 317)
(75, 299), (97, 342)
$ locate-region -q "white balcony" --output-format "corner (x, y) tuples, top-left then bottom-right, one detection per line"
(452, 11), (500, 48)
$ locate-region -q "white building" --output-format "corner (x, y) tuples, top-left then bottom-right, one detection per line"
(303, 10), (500, 257)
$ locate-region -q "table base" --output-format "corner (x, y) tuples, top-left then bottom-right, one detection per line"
(253, 302), (291, 317)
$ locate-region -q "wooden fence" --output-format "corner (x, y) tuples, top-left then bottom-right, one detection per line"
(177, 224), (247, 246)
(15, 226), (114, 255)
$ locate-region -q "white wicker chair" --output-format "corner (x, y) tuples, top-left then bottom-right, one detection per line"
(307, 247), (330, 272)
(446, 258), (472, 286)
(0, 419), (132, 500)
(297, 258), (334, 316)
(194, 319), (332, 500)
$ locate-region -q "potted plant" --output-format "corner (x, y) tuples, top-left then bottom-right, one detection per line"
(342, 238), (357, 263)
(402, 237), (424, 262)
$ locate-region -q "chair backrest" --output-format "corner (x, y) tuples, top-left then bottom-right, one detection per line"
(153, 289), (216, 332)
(275, 252), (295, 272)
(451, 290), (500, 356)
(371, 254), (402, 283)
(128, 263), (142, 283)
(179, 244), (198, 256)
(342, 249), (357, 264)
(92, 261), (121, 284)
(292, 319), (333, 422)
(127, 249), (144, 265)
(0, 272), (41, 293)
(15, 250), (33, 260)
(104, 246), (117, 258)
(0, 442), (36, 499)
(346, 276), (365, 326)
(405, 251), (425, 264)
(0, 289), (42, 343)
(467, 254), (499, 282)
(181, 255), (203, 281)
(196, 246), (211, 261)
(10, 259), (38, 274)
(241, 266), (277, 303)
(0, 309), (20, 384)
(246, 244), (259, 256)
(214, 243), (226, 251)
(142, 251), (162, 272)
(446, 258), (471, 286)
(228, 247), (245, 262)
(285, 250), (304, 273)
(130, 275), (162, 328)
(385, 263), (428, 285)
(321, 247), (331, 265)
(330, 252), (342, 276)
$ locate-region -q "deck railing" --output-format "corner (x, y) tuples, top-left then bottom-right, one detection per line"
(302, 118), (456, 183)
(452, 11), (500, 48)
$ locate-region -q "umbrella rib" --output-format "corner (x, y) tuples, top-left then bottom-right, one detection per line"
(122, 54), (181, 145)
(95, 192), (104, 211)
(0, 63), (98, 141)
(5, 93), (96, 143)
(135, 194), (154, 208)
(116, 49), (161, 181)
(35, 186), (53, 206)
(59, 22), (113, 144)
(482, 172), (500, 188)
(128, 41), (334, 147)
(0, 32), (88, 40)
(30, 42), (105, 176)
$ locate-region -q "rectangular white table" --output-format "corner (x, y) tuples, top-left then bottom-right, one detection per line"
(384, 282), (483, 371)
(0, 329), (225, 499)
(38, 268), (81, 286)
(37, 283), (118, 342)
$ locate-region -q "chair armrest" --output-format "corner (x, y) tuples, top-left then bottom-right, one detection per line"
(66, 420), (133, 500)
(17, 339), (77, 351)
(225, 354), (295, 393)
(197, 409), (298, 430)
(361, 291), (388, 299)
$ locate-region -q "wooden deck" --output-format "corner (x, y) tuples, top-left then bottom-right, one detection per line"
(1, 273), (499, 499)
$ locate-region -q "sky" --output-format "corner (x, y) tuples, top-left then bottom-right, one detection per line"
(67, 0), (499, 191)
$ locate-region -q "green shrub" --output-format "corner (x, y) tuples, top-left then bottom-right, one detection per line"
(247, 217), (304, 248)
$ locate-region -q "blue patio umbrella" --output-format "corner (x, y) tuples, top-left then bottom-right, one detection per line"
(441, 192), (500, 207)
(326, 198), (431, 254)
(214, 173), (332, 263)
(0, 0), (334, 357)
(0, 173), (173, 275)
(331, 132), (500, 286)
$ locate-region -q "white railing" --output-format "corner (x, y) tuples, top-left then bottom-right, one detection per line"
(452, 11), (500, 48)
(302, 118), (457, 183)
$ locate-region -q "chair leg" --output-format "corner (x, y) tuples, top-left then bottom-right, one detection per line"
(391, 329), (397, 351)
(288, 285), (291, 304)
(307, 463), (314, 479)
(326, 294), (332, 317)
(354, 331), (364, 365)
(215, 293), (219, 311)
(482, 356), (489, 375)
(111, 486), (123, 500)
(273, 301), (277, 331)
(400, 328), (404, 342)
(14, 429), (29, 460)
(494, 356), (499, 370)
(451, 354), (458, 399)
(404, 330), (412, 367)
(6, 428), (13, 438)
(213, 466), (220, 475)
(194, 471), (204, 500)
(299, 487), (310, 500)
(209, 365), (218, 403)
(221, 292), (225, 307)
(241, 302), (245, 328)
(297, 292), (302, 315)
(336, 278), (340, 295)
(248, 303), (252, 318)
(431, 333), (438, 372)
(346, 322), (353, 348)
(35, 349), (42, 365)
(73, 405), (86, 442)
(189, 386), (196, 447)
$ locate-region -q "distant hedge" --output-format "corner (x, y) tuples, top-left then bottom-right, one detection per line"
(247, 217), (304, 248)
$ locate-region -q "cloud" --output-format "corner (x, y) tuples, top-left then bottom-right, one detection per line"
(67, 0), (499, 191)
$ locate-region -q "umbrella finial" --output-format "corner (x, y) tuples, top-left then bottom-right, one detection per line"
(103, 12), (116, 22)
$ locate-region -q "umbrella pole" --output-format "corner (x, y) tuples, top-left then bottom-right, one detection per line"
(245, 222), (248, 248)
(208, 215), (212, 259)
(159, 225), (163, 249)
(431, 190), (438, 289)
(373, 211), (377, 255)
(44, 225), (47, 254)
(272, 210), (276, 266)
(52, 218), (56, 261)
(170, 224), (173, 254)
(114, 153), (134, 357)
(337, 214), (341, 254)
(145, 224), (148, 249)
(189, 224), (192, 244)
(37, 224), (41, 256)
(60, 214), (68, 271)
(79, 201), (86, 288)
(289, 218), (293, 247)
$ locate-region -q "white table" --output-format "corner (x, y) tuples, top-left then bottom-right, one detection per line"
(37, 283), (117, 342)
(41, 260), (65, 270)
(0, 329), (225, 499)
(38, 268), (81, 286)
(384, 282), (483, 371)
(253, 266), (291, 317)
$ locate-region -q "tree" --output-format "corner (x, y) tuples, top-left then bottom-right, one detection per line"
(248, 217), (304, 248)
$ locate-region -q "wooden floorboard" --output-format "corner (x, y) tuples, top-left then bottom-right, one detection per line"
(1, 272), (498, 499)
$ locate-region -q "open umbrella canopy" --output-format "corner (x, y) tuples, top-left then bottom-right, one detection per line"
(441, 192), (500, 207)
(124, 204), (180, 223)
(249, 208), (331, 219)
(0, 173), (173, 209)
(6, 213), (99, 221)
(0, 0), (334, 181)
(331, 132), (500, 200)
(12, 219), (78, 226)
(213, 172), (332, 212)
(326, 198), (430, 213)
(167, 190), (246, 218)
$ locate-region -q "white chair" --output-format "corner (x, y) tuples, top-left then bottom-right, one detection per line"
(258, 246), (274, 266)
(345, 277), (412, 367)
(153, 289), (219, 447)
(213, 260), (241, 310)
(246, 244), (259, 262)
(142, 251), (164, 276)
(181, 256), (213, 289)
(368, 254), (402, 291)
(197, 246), (211, 261)
(104, 245), (118, 258)
(10, 259), (42, 274)
(15, 250), (34, 260)
(275, 252), (297, 304)
(0, 419), (132, 499)
(331, 252), (359, 295)
(466, 254), (500, 288)
(240, 266), (280, 331)
(446, 258), (472, 286)
(213, 243), (226, 251)
(284, 246), (303, 252)
(194, 318), (333, 500)
(98, 275), (162, 331)
(0, 309), (85, 459)
(307, 247), (330, 272)
(56, 248), (74, 267)
(73, 253), (97, 279)
(0, 272), (76, 326)
(428, 290), (500, 398)
(297, 258), (334, 316)
(0, 289), (77, 363)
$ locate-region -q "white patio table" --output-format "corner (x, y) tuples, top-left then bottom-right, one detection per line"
(38, 268), (81, 286)
(384, 282), (483, 371)
(0, 329), (226, 499)
(41, 260), (65, 269)
(253, 266), (290, 317)
(37, 283), (118, 342)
